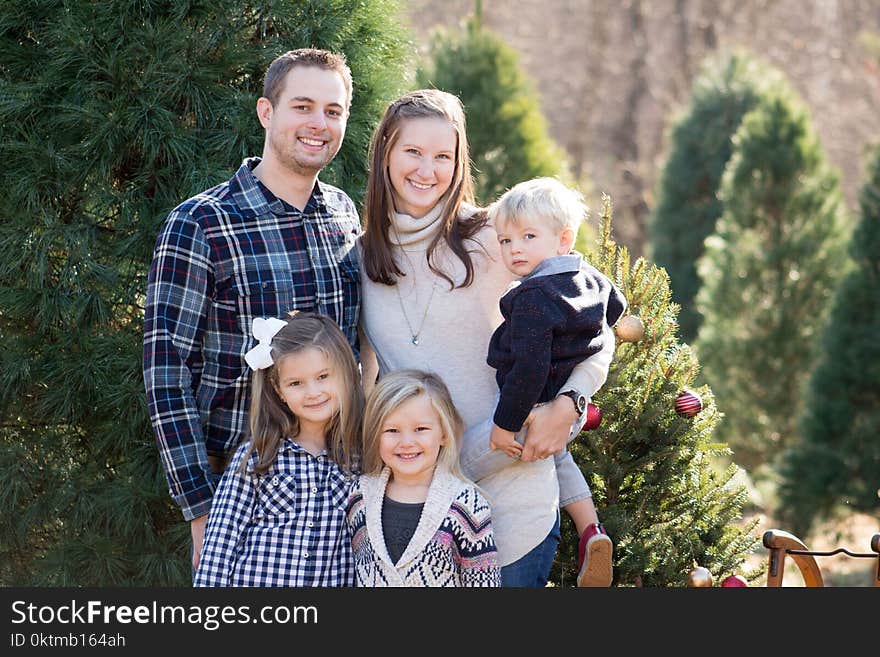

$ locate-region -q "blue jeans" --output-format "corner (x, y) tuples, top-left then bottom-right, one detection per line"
(500, 514), (561, 587)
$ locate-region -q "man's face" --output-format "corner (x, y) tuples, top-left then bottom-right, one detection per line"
(262, 66), (348, 176)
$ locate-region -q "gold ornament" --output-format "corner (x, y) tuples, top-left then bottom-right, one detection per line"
(687, 566), (714, 588)
(615, 316), (645, 342)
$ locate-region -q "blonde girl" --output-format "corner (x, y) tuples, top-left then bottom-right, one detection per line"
(347, 370), (500, 587)
(194, 311), (363, 587)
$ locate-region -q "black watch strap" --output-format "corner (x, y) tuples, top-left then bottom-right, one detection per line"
(559, 390), (586, 414)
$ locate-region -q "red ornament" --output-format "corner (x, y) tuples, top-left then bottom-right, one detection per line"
(582, 403), (602, 431)
(675, 389), (703, 418)
(721, 574), (748, 588)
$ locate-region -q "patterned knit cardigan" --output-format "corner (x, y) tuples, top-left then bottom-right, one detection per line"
(346, 466), (501, 587)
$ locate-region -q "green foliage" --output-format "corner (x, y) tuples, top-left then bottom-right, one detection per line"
(417, 14), (569, 205)
(778, 146), (880, 534)
(0, 0), (411, 585)
(551, 197), (759, 587)
(649, 51), (781, 342)
(694, 80), (848, 474)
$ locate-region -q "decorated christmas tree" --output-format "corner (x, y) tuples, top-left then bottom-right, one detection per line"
(0, 0), (410, 585)
(779, 145), (880, 534)
(551, 197), (759, 587)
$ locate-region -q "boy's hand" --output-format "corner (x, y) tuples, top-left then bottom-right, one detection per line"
(520, 396), (575, 461)
(490, 424), (523, 459)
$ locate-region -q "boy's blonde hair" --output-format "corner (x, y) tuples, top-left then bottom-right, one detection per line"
(489, 177), (588, 234)
(361, 370), (466, 480)
(242, 311), (363, 475)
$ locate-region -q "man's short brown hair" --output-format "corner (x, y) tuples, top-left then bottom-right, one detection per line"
(262, 48), (353, 109)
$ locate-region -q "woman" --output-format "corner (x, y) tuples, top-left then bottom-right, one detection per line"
(358, 89), (609, 586)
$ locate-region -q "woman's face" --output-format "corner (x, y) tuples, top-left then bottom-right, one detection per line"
(387, 116), (457, 219)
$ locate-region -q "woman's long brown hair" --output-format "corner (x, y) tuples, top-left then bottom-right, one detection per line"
(360, 89), (488, 289)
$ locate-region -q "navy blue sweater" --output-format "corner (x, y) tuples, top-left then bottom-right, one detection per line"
(487, 254), (626, 432)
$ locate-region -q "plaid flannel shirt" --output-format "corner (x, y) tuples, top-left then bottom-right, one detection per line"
(193, 438), (355, 587)
(143, 157), (361, 521)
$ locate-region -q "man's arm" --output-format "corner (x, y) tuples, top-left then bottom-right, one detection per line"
(190, 514), (209, 571)
(143, 210), (215, 522)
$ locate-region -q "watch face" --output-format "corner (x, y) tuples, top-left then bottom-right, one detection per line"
(565, 391), (585, 413)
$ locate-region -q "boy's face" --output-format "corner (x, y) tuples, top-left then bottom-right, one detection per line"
(494, 216), (574, 277)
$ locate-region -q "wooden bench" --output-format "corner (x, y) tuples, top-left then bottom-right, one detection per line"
(762, 529), (880, 587)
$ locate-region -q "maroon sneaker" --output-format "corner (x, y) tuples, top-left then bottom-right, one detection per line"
(577, 523), (613, 587)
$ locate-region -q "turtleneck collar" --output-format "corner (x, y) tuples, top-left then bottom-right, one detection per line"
(389, 201), (446, 251)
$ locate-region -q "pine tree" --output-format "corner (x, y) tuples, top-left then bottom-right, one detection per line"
(778, 146), (880, 534)
(551, 197), (758, 587)
(649, 51), (779, 343)
(693, 84), (848, 474)
(416, 7), (569, 205)
(0, 0), (410, 585)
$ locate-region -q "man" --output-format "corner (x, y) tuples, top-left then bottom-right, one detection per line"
(143, 49), (360, 571)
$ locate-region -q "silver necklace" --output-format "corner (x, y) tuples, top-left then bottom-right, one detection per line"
(390, 221), (440, 346)
(394, 273), (438, 345)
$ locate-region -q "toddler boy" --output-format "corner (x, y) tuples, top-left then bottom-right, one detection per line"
(487, 177), (626, 587)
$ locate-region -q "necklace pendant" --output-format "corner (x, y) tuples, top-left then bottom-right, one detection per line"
(411, 336), (419, 345)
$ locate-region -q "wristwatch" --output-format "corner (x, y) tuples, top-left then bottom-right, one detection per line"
(558, 389), (587, 415)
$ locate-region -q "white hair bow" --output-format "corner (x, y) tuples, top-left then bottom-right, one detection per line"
(244, 317), (288, 371)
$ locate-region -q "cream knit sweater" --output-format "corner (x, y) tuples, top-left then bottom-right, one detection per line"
(358, 203), (608, 566)
(347, 466), (500, 587)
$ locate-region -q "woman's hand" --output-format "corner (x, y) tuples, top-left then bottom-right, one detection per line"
(519, 396), (578, 462)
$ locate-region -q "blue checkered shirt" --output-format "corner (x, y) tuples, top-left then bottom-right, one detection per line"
(193, 438), (355, 587)
(143, 157), (361, 521)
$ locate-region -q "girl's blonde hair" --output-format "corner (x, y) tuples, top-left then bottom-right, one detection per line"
(242, 311), (363, 475)
(361, 369), (466, 480)
(360, 89), (487, 289)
